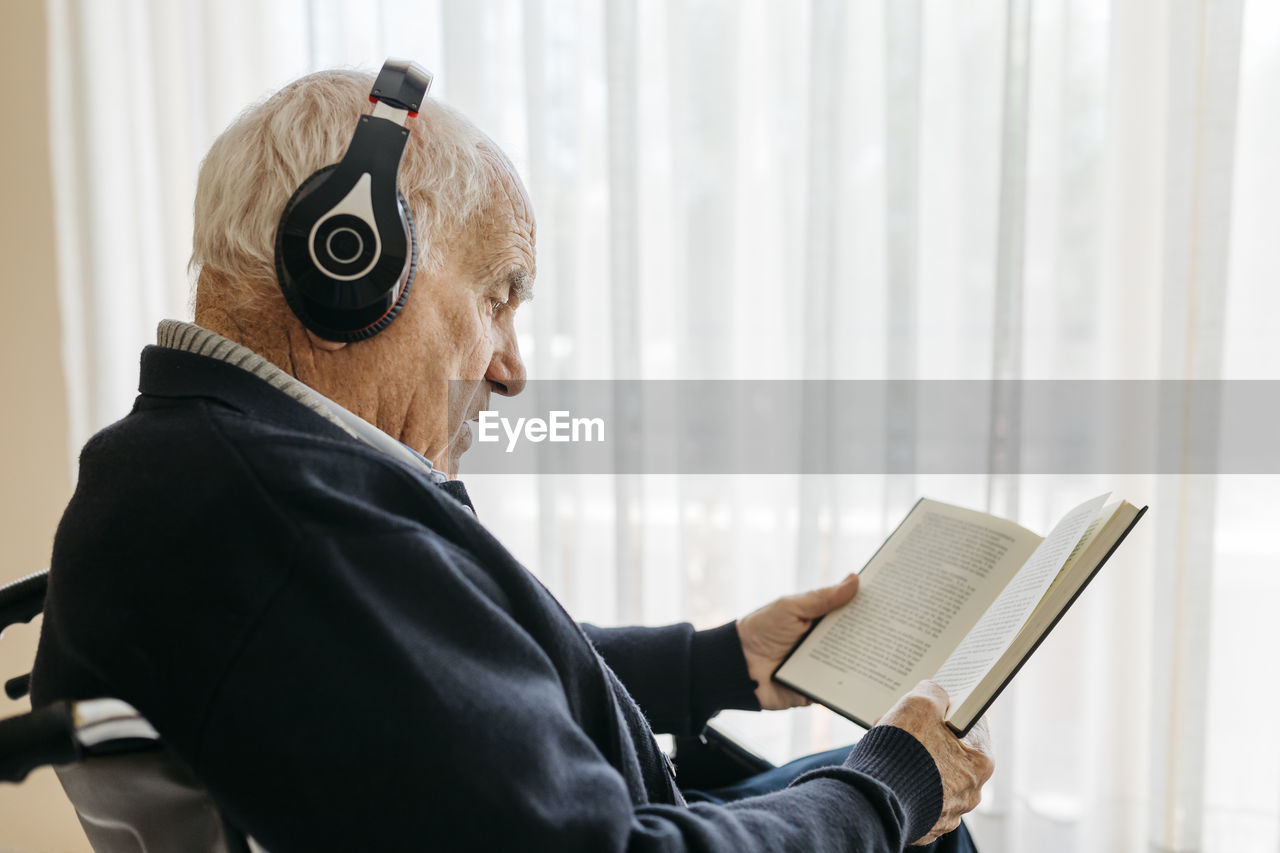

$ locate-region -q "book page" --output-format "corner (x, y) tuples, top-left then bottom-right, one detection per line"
(947, 501), (1138, 731)
(1019, 501), (1118, 630)
(775, 499), (1041, 724)
(932, 493), (1110, 712)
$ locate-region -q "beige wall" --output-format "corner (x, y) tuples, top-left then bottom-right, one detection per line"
(0, 1), (92, 850)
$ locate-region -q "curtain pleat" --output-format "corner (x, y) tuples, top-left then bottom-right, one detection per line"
(882, 0), (922, 526)
(603, 0), (644, 623)
(1149, 0), (1244, 850)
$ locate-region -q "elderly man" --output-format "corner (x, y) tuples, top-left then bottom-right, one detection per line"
(32, 65), (991, 851)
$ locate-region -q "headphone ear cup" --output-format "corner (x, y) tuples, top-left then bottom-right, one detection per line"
(347, 191), (417, 341)
(275, 164), (336, 331)
(275, 165), (419, 342)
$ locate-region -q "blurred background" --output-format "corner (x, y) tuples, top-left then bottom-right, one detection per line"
(2, 0), (1278, 850)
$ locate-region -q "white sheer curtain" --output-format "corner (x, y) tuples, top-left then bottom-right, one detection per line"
(46, 1), (1280, 851)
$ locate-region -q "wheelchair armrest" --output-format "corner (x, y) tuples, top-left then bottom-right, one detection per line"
(0, 701), (81, 783)
(5, 673), (31, 701)
(0, 697), (163, 785)
(670, 722), (776, 790)
(0, 569), (49, 633)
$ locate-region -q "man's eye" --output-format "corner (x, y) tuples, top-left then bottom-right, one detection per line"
(489, 298), (507, 316)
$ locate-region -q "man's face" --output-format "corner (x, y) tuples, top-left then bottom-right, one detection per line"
(384, 158), (534, 476)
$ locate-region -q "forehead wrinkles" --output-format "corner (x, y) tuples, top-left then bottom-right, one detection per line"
(462, 152), (536, 280)
(481, 144), (533, 224)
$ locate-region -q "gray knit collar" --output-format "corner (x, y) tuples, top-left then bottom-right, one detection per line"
(156, 320), (446, 483)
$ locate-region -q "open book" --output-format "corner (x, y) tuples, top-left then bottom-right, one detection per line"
(774, 494), (1145, 737)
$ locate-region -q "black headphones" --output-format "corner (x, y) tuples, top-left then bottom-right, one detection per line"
(274, 59), (434, 342)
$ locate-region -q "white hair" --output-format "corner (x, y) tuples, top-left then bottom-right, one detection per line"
(191, 69), (500, 304)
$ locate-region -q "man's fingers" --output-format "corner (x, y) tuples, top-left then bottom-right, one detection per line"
(905, 680), (950, 718)
(961, 715), (993, 755)
(789, 573), (859, 618)
(883, 682), (990, 846)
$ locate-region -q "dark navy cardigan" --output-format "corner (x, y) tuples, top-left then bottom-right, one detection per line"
(33, 345), (943, 851)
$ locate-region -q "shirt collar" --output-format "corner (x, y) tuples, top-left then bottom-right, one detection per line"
(156, 320), (447, 484)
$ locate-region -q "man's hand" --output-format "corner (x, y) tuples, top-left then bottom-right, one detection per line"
(877, 681), (994, 846)
(736, 573), (860, 710)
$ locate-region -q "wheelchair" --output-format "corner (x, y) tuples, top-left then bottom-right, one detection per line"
(1, 569), (772, 851)
(0, 569), (265, 852)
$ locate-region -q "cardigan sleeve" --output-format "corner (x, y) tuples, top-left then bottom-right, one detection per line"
(581, 622), (761, 735)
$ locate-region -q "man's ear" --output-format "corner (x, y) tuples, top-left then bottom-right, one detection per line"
(305, 329), (347, 352)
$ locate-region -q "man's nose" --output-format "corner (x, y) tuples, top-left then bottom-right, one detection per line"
(485, 326), (526, 396)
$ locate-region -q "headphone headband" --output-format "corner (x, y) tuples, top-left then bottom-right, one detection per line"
(371, 59), (433, 114)
(274, 59), (434, 342)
